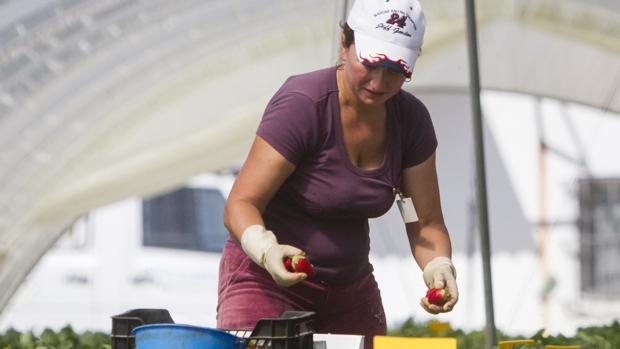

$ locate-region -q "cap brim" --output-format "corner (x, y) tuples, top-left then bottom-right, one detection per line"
(354, 31), (419, 78)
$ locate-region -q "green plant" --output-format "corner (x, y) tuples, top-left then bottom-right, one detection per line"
(389, 318), (620, 349)
(1, 319), (618, 349)
(0, 326), (110, 349)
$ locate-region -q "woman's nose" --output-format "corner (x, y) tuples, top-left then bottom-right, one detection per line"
(368, 68), (390, 88)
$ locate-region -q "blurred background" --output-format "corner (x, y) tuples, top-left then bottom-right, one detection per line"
(0, 0), (619, 338)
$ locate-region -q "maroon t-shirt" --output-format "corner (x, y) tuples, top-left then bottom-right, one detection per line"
(255, 66), (437, 282)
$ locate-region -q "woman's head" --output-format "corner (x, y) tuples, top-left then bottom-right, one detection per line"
(337, 0), (426, 106)
(343, 0), (426, 79)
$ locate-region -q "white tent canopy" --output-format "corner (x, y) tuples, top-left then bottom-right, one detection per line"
(0, 0), (619, 311)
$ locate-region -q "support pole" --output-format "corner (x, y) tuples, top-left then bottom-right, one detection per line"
(463, 1), (497, 348)
(535, 97), (550, 334)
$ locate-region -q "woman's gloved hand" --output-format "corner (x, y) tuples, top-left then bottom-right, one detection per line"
(240, 225), (307, 287)
(420, 256), (458, 314)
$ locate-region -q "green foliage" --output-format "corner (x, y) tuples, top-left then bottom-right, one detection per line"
(0, 326), (110, 349)
(389, 318), (620, 349)
(389, 318), (505, 349)
(1, 320), (618, 349)
(530, 320), (620, 349)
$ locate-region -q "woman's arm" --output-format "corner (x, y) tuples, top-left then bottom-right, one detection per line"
(223, 135), (306, 287)
(402, 151), (458, 313)
(402, 152), (451, 268)
(224, 135), (295, 241)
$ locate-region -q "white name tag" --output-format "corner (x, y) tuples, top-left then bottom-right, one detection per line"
(396, 196), (418, 223)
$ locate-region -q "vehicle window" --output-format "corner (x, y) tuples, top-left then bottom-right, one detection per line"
(579, 178), (620, 297)
(142, 187), (228, 253)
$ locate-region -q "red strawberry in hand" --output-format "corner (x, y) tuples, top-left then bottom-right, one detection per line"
(293, 256), (315, 276)
(283, 256), (293, 272)
(426, 288), (450, 306)
(283, 254), (315, 276)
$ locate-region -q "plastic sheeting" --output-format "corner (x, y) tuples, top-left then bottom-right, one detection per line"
(1, 0), (619, 312)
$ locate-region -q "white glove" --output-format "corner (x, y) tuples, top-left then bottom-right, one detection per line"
(420, 256), (458, 313)
(240, 225), (307, 287)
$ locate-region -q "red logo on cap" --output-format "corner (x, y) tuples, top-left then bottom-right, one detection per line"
(386, 13), (406, 28)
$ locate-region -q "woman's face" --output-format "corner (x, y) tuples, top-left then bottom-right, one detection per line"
(341, 43), (407, 106)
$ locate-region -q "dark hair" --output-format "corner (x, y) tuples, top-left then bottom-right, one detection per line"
(340, 22), (354, 47)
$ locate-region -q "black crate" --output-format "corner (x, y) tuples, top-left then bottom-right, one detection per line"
(111, 309), (314, 349)
(111, 309), (174, 349)
(247, 311), (315, 349)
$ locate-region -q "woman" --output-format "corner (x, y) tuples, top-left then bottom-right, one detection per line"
(217, 0), (458, 347)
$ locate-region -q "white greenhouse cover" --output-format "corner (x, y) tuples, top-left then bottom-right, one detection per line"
(0, 0), (619, 313)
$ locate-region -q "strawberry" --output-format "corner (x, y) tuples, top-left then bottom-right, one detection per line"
(293, 255), (315, 276)
(283, 256), (294, 272)
(426, 288), (450, 306)
(282, 254), (315, 276)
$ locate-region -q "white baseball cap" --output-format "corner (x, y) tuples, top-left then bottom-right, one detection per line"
(347, 0), (426, 78)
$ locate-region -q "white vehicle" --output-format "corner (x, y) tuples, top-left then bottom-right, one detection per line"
(0, 173), (235, 332)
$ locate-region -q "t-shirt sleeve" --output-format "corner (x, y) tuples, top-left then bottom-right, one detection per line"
(402, 95), (438, 168)
(256, 91), (319, 165)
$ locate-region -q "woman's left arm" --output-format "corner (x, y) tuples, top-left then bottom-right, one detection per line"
(402, 151), (458, 313)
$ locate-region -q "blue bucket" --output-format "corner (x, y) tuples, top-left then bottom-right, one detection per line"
(132, 324), (246, 349)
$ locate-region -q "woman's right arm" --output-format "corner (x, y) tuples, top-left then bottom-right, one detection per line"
(224, 135), (295, 240)
(223, 135), (307, 287)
